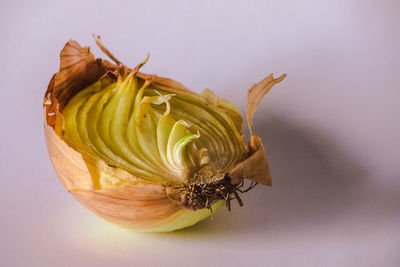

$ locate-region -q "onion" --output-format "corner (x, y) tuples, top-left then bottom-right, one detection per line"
(43, 37), (286, 232)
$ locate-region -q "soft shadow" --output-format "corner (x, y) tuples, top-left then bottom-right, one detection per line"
(160, 116), (369, 239)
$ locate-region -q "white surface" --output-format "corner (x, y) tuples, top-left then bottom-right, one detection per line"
(1, 0), (399, 266)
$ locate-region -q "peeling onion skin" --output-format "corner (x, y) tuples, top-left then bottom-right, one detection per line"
(43, 39), (285, 232)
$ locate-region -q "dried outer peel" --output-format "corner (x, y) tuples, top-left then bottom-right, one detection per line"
(229, 74), (286, 186)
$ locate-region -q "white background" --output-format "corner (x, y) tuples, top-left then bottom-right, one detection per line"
(1, 0), (399, 266)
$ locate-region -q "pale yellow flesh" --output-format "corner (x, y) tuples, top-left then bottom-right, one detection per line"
(59, 75), (245, 185)
(113, 200), (225, 232)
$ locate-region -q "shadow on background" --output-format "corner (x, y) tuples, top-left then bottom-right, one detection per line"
(161, 116), (370, 238)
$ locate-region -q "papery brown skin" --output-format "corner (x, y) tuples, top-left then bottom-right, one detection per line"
(229, 73), (287, 185)
(43, 39), (285, 231)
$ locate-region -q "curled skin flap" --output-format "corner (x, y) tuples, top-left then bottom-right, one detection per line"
(229, 74), (286, 186)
